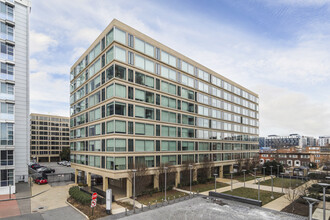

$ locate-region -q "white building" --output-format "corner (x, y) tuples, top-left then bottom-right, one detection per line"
(0, 0), (30, 195)
(319, 136), (330, 147)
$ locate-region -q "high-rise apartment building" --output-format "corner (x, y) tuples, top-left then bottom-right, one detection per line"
(30, 113), (70, 162)
(70, 19), (259, 198)
(0, 0), (30, 195)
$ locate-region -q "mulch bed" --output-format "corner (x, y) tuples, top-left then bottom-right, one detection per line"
(67, 197), (108, 220)
(281, 198), (317, 217)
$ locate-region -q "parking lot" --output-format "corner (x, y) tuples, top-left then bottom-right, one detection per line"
(38, 162), (74, 174)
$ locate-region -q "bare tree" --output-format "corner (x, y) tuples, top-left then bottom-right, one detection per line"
(235, 155), (244, 174)
(249, 154), (260, 171)
(284, 188), (300, 213)
(180, 160), (194, 187)
(128, 162), (150, 196)
(198, 156), (212, 183)
(158, 163), (176, 191)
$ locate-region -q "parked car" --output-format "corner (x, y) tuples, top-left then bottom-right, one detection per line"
(31, 164), (43, 170)
(66, 162), (71, 167)
(58, 160), (68, 165)
(34, 177), (48, 185)
(37, 167), (55, 173)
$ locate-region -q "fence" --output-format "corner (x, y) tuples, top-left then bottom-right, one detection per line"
(46, 173), (75, 183)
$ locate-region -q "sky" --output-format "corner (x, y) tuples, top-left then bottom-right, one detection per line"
(29, 0), (330, 137)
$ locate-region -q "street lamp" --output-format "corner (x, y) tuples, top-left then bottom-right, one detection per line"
(270, 165), (273, 176)
(214, 173), (218, 192)
(242, 169), (246, 188)
(277, 164), (280, 177)
(280, 172), (285, 193)
(270, 175), (274, 199)
(263, 166), (266, 181)
(256, 178), (262, 202)
(303, 197), (320, 220)
(164, 167), (168, 202)
(189, 164), (193, 197)
(289, 171), (293, 188)
(318, 183), (330, 220)
(230, 171), (234, 192)
(253, 168), (257, 184)
(132, 169), (137, 213)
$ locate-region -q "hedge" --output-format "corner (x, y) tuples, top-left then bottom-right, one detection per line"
(69, 186), (91, 205)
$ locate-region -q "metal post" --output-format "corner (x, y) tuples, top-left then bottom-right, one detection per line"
(164, 167), (168, 202)
(230, 172), (233, 191)
(271, 175), (274, 199)
(270, 166), (273, 176)
(214, 173), (218, 192)
(242, 170), (246, 188)
(132, 169), (137, 213)
(189, 164), (192, 197)
(257, 179), (261, 201)
(290, 172), (292, 188)
(309, 202), (313, 220)
(318, 183), (330, 220)
(254, 168), (257, 184)
(9, 185), (11, 199)
(323, 187), (325, 220)
(280, 173), (284, 193)
(277, 165), (280, 177)
(263, 167), (266, 181)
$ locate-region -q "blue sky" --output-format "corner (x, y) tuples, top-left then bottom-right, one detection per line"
(29, 0), (330, 137)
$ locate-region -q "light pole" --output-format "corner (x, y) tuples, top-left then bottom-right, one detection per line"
(189, 164), (193, 197)
(289, 171), (292, 188)
(164, 167), (168, 202)
(254, 168), (257, 184)
(230, 171), (234, 191)
(303, 197), (320, 220)
(257, 178), (262, 202)
(270, 175), (274, 199)
(277, 164), (280, 177)
(318, 183), (330, 220)
(270, 165), (273, 176)
(132, 169), (137, 213)
(263, 166), (266, 181)
(242, 169), (246, 188)
(280, 172), (285, 193)
(214, 173), (218, 192)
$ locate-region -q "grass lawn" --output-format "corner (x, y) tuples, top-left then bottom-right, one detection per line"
(223, 187), (284, 205)
(260, 177), (304, 189)
(137, 189), (188, 205)
(179, 181), (229, 192)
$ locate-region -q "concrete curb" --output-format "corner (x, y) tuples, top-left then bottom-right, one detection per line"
(65, 200), (89, 219)
(0, 189), (50, 202)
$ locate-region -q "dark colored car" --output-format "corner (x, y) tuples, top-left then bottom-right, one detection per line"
(35, 177), (48, 185)
(31, 164), (42, 170)
(37, 167), (55, 173)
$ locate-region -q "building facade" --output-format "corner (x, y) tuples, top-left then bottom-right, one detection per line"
(30, 113), (70, 162)
(260, 134), (316, 149)
(319, 136), (330, 147)
(0, 0), (30, 195)
(70, 19), (259, 197)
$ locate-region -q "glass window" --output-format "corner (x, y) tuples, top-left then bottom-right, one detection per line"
(115, 65), (126, 80)
(135, 54), (145, 69)
(106, 47), (114, 64)
(106, 28), (114, 46)
(115, 120), (126, 133)
(135, 106), (145, 118)
(145, 43), (154, 57)
(115, 157), (126, 170)
(115, 84), (126, 98)
(135, 38), (145, 53)
(114, 27), (126, 45)
(114, 46), (126, 62)
(135, 89), (145, 101)
(161, 141), (176, 151)
(182, 141), (194, 151)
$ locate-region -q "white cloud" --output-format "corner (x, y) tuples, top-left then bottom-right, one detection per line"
(30, 30), (58, 55)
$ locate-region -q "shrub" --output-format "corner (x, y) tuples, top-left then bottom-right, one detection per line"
(69, 186), (91, 205)
(192, 181), (198, 185)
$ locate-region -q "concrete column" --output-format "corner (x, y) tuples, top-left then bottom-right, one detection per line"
(193, 168), (197, 181)
(75, 169), (79, 184)
(103, 176), (108, 191)
(219, 166), (223, 178)
(154, 174), (159, 189)
(175, 171), (180, 187)
(48, 157), (51, 162)
(126, 178), (132, 198)
(87, 172), (92, 187)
